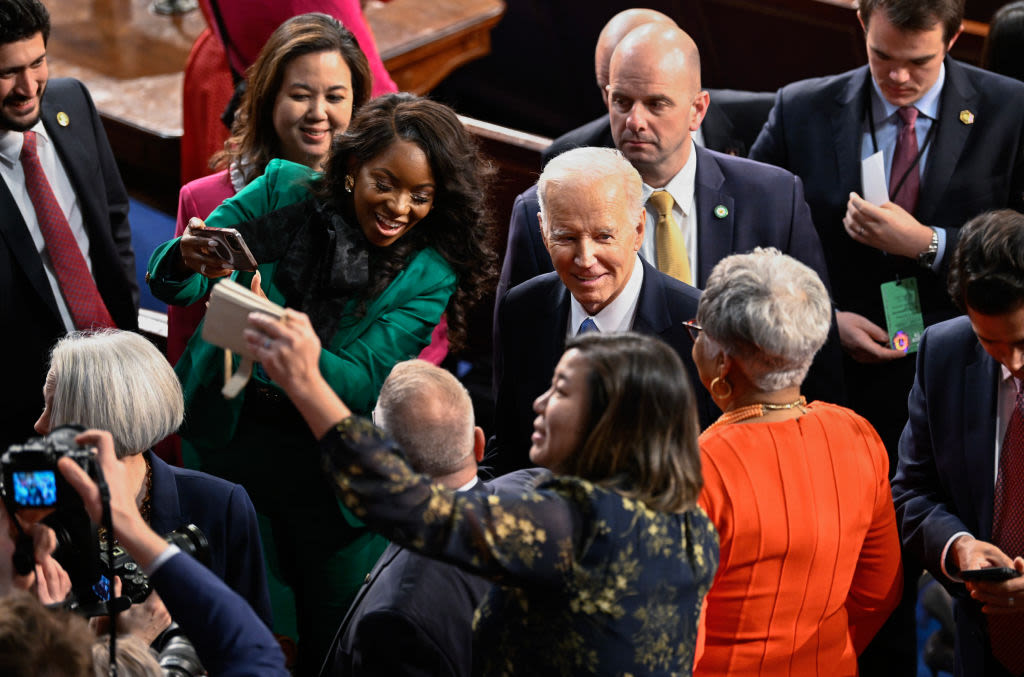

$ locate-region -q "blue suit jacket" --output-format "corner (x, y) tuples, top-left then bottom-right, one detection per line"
(491, 258), (709, 476)
(0, 79), (137, 451)
(146, 451), (273, 628)
(150, 552), (288, 677)
(750, 58), (1024, 328)
(891, 317), (1004, 676)
(496, 145), (844, 410)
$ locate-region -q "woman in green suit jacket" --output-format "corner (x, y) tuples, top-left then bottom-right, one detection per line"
(147, 93), (494, 673)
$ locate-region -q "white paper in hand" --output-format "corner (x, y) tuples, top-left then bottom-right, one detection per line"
(861, 151), (889, 206)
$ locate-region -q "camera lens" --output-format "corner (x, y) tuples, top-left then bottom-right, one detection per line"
(166, 524), (210, 568)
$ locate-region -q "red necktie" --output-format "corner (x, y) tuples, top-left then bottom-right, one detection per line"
(20, 131), (114, 330)
(889, 106), (921, 214)
(990, 383), (1024, 676)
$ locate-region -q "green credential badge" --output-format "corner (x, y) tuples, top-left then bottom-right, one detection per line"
(880, 278), (925, 354)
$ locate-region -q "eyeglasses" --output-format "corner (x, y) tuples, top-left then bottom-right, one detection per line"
(683, 319), (702, 343)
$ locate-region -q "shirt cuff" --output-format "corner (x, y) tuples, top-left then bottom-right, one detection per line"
(142, 544), (181, 577)
(940, 531), (972, 582)
(929, 227), (948, 272)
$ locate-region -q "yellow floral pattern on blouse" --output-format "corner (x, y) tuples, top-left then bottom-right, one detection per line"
(321, 417), (719, 676)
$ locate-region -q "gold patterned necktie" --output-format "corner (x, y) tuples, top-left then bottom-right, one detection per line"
(649, 190), (692, 285)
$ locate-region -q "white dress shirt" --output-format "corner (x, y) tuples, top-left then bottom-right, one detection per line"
(640, 140), (699, 277)
(567, 254), (645, 338)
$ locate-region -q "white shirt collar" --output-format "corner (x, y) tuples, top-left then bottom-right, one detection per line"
(0, 120), (49, 168)
(870, 62), (946, 122)
(455, 476), (480, 492)
(641, 139), (697, 216)
(568, 254), (645, 336)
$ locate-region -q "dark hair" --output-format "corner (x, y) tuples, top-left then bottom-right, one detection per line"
(316, 93), (496, 352)
(948, 210), (1024, 314)
(983, 1), (1024, 83)
(0, 592), (93, 676)
(0, 0), (50, 45)
(859, 0), (964, 43)
(558, 332), (702, 513)
(212, 12), (372, 177)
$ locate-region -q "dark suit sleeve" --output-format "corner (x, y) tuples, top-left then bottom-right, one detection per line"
(350, 612), (456, 677)
(77, 80), (138, 311)
(747, 89), (787, 169)
(149, 552), (289, 677)
(891, 328), (972, 582)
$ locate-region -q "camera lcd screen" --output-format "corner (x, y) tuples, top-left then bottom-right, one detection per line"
(12, 470), (57, 507)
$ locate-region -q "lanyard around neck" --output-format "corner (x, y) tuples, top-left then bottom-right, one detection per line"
(865, 86), (939, 200)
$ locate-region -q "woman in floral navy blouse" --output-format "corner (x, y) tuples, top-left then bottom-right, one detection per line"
(248, 311), (718, 676)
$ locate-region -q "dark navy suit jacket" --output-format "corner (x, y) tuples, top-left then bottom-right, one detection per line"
(491, 258), (709, 476)
(0, 79), (137, 451)
(147, 451), (273, 628)
(150, 551), (288, 677)
(891, 317), (1008, 676)
(496, 146), (844, 414)
(749, 58), (1024, 329)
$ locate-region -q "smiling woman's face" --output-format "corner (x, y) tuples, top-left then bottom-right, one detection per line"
(529, 348), (591, 472)
(351, 139), (436, 247)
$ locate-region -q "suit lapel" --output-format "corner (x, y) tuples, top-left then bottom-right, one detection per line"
(833, 68), (867, 199)
(963, 341), (999, 539)
(631, 258), (671, 336)
(693, 147), (733, 287)
(541, 277), (570, 361)
(916, 58), (975, 225)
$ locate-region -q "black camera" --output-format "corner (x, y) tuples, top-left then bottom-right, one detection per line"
(0, 425), (102, 592)
(96, 525), (211, 606)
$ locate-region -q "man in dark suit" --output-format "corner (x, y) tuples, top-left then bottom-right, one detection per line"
(542, 8), (775, 166)
(492, 146), (710, 476)
(749, 0), (1024, 456)
(322, 359), (544, 676)
(497, 22), (841, 413)
(0, 0), (137, 451)
(892, 210), (1024, 677)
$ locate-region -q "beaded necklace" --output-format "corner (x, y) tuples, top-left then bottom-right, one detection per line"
(708, 396), (808, 431)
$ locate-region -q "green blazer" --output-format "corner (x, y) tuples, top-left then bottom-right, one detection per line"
(148, 160), (457, 448)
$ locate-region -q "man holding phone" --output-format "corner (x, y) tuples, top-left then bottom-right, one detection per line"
(893, 209), (1024, 677)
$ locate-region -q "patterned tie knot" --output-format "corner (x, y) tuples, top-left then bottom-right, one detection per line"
(21, 130), (37, 159)
(898, 106), (918, 128)
(648, 190), (675, 219)
(577, 317), (599, 335)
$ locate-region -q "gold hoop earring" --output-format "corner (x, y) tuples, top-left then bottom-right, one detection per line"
(709, 376), (732, 401)
(344, 175), (354, 192)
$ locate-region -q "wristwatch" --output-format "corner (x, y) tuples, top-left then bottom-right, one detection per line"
(917, 228), (939, 268)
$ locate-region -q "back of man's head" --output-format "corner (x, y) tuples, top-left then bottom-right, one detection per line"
(0, 591), (93, 676)
(948, 209), (1024, 314)
(594, 8), (675, 92)
(858, 0), (964, 44)
(0, 0), (51, 46)
(375, 360), (477, 482)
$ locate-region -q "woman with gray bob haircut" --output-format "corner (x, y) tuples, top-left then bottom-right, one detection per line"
(691, 248), (902, 675)
(695, 246), (830, 393)
(34, 330), (274, 627)
(39, 330), (183, 458)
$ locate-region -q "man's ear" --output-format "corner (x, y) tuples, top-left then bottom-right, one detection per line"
(634, 206), (646, 250)
(473, 426), (485, 463)
(689, 90), (711, 132)
(857, 9), (866, 33)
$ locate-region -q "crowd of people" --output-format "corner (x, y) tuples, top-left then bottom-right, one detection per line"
(1, 0), (1024, 674)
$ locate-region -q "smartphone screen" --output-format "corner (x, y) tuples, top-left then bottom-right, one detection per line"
(12, 470), (57, 507)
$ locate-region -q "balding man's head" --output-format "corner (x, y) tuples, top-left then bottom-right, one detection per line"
(607, 23), (708, 187)
(594, 8), (676, 96)
(375, 360), (481, 487)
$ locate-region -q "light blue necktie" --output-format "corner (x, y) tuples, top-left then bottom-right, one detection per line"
(577, 318), (599, 335)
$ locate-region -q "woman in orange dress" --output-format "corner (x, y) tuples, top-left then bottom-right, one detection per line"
(690, 248), (903, 676)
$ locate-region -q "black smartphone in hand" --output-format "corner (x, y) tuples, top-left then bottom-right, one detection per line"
(960, 566), (1021, 582)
